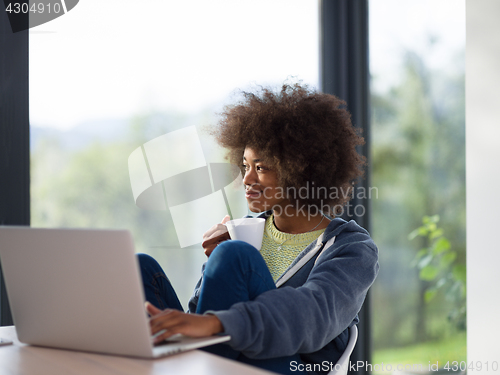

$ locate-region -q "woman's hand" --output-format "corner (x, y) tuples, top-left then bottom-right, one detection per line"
(201, 215), (231, 257)
(146, 302), (223, 344)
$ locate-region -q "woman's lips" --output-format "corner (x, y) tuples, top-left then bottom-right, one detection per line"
(245, 190), (262, 199)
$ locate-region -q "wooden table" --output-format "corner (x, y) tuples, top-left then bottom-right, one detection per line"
(0, 326), (275, 375)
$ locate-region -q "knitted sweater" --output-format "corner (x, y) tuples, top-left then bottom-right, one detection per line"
(260, 214), (326, 281)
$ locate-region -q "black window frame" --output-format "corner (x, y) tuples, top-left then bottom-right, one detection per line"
(0, 4), (30, 326)
(320, 1), (372, 373)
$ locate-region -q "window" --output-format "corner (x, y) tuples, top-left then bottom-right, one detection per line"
(369, 0), (466, 371)
(29, 0), (319, 308)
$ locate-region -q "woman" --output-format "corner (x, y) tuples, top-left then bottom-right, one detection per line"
(139, 83), (379, 375)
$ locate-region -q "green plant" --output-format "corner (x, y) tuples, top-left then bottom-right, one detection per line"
(409, 215), (466, 330)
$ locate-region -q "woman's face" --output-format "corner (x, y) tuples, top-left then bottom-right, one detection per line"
(242, 147), (288, 213)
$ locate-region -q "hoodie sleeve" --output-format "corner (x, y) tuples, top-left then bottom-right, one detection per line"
(212, 233), (379, 359)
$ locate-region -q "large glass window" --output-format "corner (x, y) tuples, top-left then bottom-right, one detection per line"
(29, 0), (319, 308)
(369, 0), (466, 371)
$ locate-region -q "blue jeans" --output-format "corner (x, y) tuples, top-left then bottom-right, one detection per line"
(138, 240), (306, 375)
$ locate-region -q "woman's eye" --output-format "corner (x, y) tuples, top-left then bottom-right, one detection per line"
(242, 164), (268, 172)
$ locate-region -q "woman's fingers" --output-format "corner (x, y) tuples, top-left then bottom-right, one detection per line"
(202, 216), (231, 241)
(150, 309), (177, 333)
(203, 244), (217, 257)
(202, 216), (232, 257)
(149, 310), (223, 343)
(202, 223), (228, 241)
(202, 231), (231, 256)
(145, 301), (162, 316)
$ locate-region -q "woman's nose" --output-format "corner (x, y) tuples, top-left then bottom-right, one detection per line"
(242, 168), (256, 186)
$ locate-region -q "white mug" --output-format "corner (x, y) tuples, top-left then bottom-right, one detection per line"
(225, 218), (266, 250)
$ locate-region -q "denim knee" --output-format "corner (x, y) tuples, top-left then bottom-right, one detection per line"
(209, 240), (261, 266)
(205, 240), (267, 279)
(137, 253), (163, 274)
(197, 239), (275, 314)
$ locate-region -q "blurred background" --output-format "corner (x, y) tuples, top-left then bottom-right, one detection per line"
(29, 0), (465, 372)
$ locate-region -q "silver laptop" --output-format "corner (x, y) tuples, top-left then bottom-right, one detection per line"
(0, 227), (230, 358)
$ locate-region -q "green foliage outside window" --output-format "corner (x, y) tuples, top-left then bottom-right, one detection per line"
(409, 215), (466, 331)
(370, 43), (465, 371)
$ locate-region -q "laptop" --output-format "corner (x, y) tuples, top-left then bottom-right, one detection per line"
(0, 226), (230, 358)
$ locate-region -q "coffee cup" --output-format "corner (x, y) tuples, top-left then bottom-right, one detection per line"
(225, 218), (266, 250)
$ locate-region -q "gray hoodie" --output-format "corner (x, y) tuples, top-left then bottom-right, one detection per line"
(189, 211), (379, 372)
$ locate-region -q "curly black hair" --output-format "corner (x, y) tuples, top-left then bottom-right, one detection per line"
(210, 83), (366, 213)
